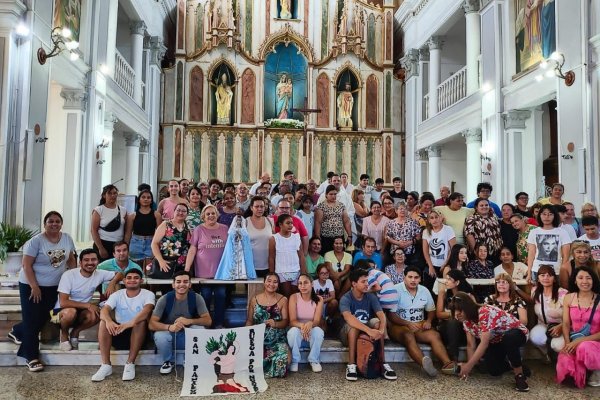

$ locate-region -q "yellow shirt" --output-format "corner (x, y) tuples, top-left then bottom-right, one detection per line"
(538, 197), (566, 205)
(433, 206), (474, 245)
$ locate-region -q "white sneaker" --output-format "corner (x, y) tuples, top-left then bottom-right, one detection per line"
(289, 363), (299, 372)
(422, 356), (438, 377)
(122, 362), (136, 381)
(310, 362), (322, 373)
(92, 364), (113, 382)
(59, 341), (72, 351)
(588, 370), (600, 387)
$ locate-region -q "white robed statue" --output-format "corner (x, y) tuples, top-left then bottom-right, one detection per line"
(337, 82), (356, 130)
(276, 74), (293, 120)
(215, 215), (256, 280)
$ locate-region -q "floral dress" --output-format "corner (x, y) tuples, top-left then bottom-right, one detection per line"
(515, 224), (536, 263)
(251, 297), (288, 378)
(316, 201), (346, 238)
(484, 295), (527, 321)
(386, 218), (421, 255)
(159, 221), (191, 270)
(384, 264), (406, 284)
(186, 207), (203, 230)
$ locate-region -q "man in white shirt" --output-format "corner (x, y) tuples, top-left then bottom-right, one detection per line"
(317, 171), (335, 195)
(249, 173), (271, 195)
(356, 174), (374, 208)
(92, 268), (155, 382)
(556, 204), (577, 241)
(340, 172), (355, 194)
(579, 215), (600, 262)
(56, 249), (122, 351)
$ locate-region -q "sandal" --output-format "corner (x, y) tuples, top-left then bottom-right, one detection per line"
(441, 361), (457, 375)
(26, 359), (44, 372)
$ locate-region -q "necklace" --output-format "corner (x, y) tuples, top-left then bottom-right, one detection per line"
(577, 293), (595, 324)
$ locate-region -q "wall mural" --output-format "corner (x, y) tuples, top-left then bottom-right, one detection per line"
(53, 0), (82, 42)
(514, 0), (556, 74)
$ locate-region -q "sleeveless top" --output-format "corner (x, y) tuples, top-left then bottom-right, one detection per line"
(133, 210), (157, 236)
(294, 293), (317, 323)
(273, 233), (301, 274)
(246, 217), (273, 271)
(160, 199), (178, 220)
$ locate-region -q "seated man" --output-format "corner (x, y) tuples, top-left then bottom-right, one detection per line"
(97, 241), (142, 299)
(387, 265), (455, 377)
(92, 268), (155, 382)
(354, 259), (398, 313)
(352, 237), (383, 270)
(55, 249), (122, 351)
(339, 269), (396, 381)
(149, 270), (212, 375)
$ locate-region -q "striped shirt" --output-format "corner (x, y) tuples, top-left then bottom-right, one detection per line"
(367, 269), (399, 312)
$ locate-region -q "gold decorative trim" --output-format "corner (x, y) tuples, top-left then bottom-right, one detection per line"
(332, 61), (364, 87)
(206, 56), (240, 81)
(258, 22), (316, 62)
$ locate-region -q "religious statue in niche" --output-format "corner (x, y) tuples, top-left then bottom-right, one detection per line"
(276, 74), (293, 120)
(279, 0), (292, 19)
(211, 72), (236, 125)
(337, 82), (358, 130)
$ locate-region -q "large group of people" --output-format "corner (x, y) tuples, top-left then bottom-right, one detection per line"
(7, 172), (600, 392)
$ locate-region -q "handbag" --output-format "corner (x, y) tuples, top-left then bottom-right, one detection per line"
(569, 295), (599, 341)
(100, 206), (122, 232)
(147, 258), (186, 279)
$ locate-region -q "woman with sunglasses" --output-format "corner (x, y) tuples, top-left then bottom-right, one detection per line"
(324, 236), (352, 299)
(10, 211), (77, 372)
(556, 266), (600, 388)
(450, 292), (530, 392)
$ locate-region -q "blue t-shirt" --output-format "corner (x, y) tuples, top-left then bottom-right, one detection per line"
(353, 251), (383, 270)
(466, 199), (502, 218)
(339, 291), (382, 324)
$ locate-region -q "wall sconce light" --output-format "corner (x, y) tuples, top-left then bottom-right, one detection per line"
(535, 52), (575, 86)
(480, 148), (491, 177)
(37, 26), (80, 65)
(97, 137), (111, 149)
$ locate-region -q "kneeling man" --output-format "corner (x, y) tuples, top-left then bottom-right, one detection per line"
(387, 265), (456, 377)
(149, 270), (212, 375)
(92, 268), (155, 382)
(55, 249), (122, 351)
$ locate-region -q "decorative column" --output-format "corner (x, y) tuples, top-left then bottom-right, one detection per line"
(139, 138), (150, 185)
(400, 48), (420, 189)
(462, 128), (482, 200)
(130, 21), (146, 105)
(124, 133), (141, 195)
(414, 149), (429, 194)
(102, 113), (118, 187)
(427, 36), (443, 116)
(503, 110), (531, 199)
(464, 0), (481, 95)
(427, 145), (442, 193)
(419, 47), (430, 120)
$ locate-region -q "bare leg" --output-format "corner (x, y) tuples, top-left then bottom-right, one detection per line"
(347, 327), (359, 364)
(415, 329), (452, 366)
(58, 308), (77, 342)
(97, 321), (113, 365)
(71, 309), (100, 339)
(127, 321), (147, 363)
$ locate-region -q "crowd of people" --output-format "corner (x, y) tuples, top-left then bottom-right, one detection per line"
(7, 171), (600, 392)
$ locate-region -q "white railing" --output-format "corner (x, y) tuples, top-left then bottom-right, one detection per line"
(423, 93), (429, 120)
(436, 66), (466, 113)
(114, 50), (135, 99)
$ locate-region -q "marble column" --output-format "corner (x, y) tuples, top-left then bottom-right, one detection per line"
(503, 110), (531, 199)
(427, 145), (442, 194)
(102, 113), (118, 187)
(124, 133), (141, 195)
(400, 48), (420, 189)
(462, 128), (482, 200)
(139, 138), (150, 185)
(427, 36), (443, 116)
(415, 149), (429, 194)
(464, 0), (481, 95)
(130, 21), (146, 105)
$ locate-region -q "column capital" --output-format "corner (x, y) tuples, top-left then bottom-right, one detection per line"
(60, 89), (87, 111)
(419, 47), (430, 62)
(503, 110), (532, 130)
(104, 112), (118, 130)
(148, 36), (167, 67)
(427, 36), (444, 51)
(462, 128), (482, 144)
(415, 149), (429, 161)
(400, 48), (420, 79)
(139, 138), (150, 153)
(463, 0), (481, 14)
(427, 145), (442, 158)
(124, 133), (142, 147)
(129, 21), (147, 35)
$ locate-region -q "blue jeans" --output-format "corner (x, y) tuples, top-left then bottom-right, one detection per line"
(287, 326), (324, 364)
(199, 285), (226, 327)
(153, 330), (186, 363)
(129, 234), (153, 260)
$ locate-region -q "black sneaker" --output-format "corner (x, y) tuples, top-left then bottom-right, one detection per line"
(382, 363), (397, 380)
(160, 361), (174, 375)
(515, 373), (529, 392)
(8, 330), (21, 345)
(346, 364), (358, 381)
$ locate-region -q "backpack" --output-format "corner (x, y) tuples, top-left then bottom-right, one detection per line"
(161, 291), (198, 322)
(356, 333), (384, 379)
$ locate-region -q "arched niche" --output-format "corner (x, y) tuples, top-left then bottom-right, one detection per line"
(209, 63), (236, 125)
(277, 0), (298, 19)
(335, 69), (360, 131)
(264, 42), (308, 121)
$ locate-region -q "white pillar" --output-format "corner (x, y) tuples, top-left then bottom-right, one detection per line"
(400, 49), (420, 189)
(130, 21), (146, 105)
(464, 0), (481, 95)
(427, 145), (442, 194)
(419, 47), (429, 121)
(102, 113), (117, 187)
(139, 138), (150, 185)
(427, 36), (443, 116)
(415, 149), (429, 194)
(503, 110), (531, 199)
(103, 0), (119, 77)
(462, 128), (482, 200)
(124, 133), (141, 195)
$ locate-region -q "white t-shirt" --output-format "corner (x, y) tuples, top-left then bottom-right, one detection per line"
(273, 233), (301, 274)
(313, 279), (335, 300)
(578, 234), (600, 262)
(422, 225), (456, 267)
(19, 232), (76, 287)
(93, 205), (127, 242)
(527, 227), (572, 273)
(394, 283), (435, 322)
(493, 262), (528, 280)
(296, 210), (314, 238)
(105, 288), (155, 324)
(56, 268), (116, 308)
(560, 224), (577, 241)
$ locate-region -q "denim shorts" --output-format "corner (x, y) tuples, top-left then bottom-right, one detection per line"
(129, 234), (153, 260)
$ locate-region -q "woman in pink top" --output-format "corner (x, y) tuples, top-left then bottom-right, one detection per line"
(361, 201), (390, 251)
(185, 204), (229, 328)
(287, 274), (324, 373)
